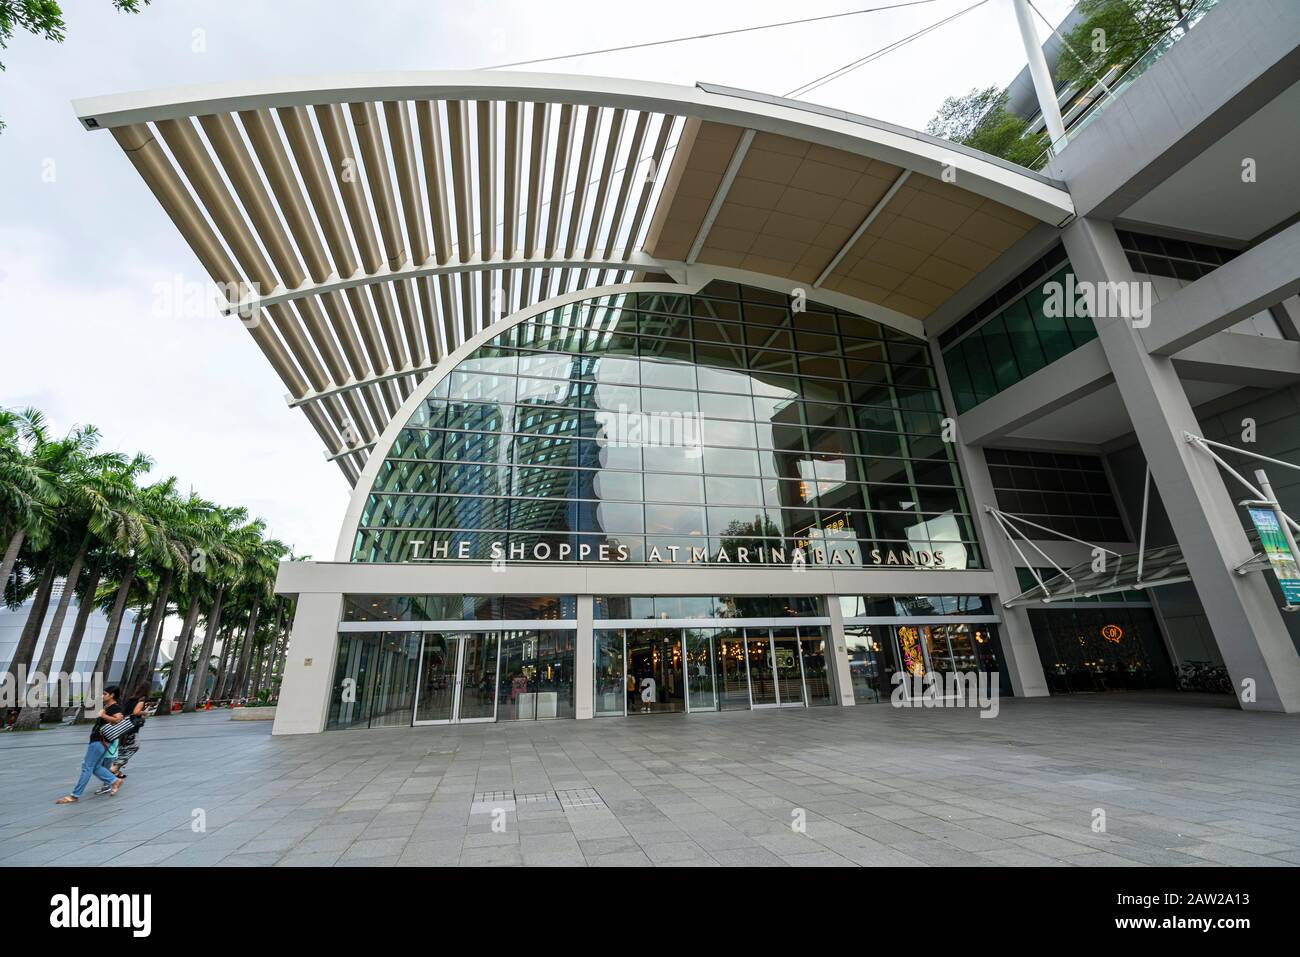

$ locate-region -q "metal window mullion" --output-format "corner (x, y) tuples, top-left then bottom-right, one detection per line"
(476, 100), (497, 261)
(543, 104), (575, 259)
(584, 107), (624, 260)
(502, 101), (522, 260)
(446, 100), (475, 264)
(436, 273), (459, 353)
(382, 100), (431, 267)
(564, 106), (600, 259)
(622, 115), (677, 260)
(275, 105), (359, 280)
(199, 113), (307, 290)
(602, 112), (648, 260)
(155, 117), (277, 290)
(414, 100), (453, 264)
(314, 104), (384, 274)
(524, 102), (549, 259)
(240, 109), (333, 283)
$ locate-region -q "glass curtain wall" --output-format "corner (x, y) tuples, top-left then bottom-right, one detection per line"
(353, 281), (980, 569)
(592, 624), (834, 715)
(328, 629), (574, 728)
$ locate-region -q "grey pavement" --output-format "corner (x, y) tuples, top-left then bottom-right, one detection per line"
(2, 692), (1299, 867)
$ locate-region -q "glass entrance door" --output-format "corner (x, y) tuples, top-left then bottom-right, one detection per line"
(771, 629), (805, 707)
(626, 629), (685, 713)
(456, 633), (500, 722)
(744, 629), (777, 707)
(413, 632), (501, 724)
(413, 633), (462, 724)
(497, 630), (577, 720)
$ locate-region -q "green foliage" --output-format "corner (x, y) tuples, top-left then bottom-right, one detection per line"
(925, 86), (1048, 170)
(1055, 0), (1192, 89)
(0, 0), (149, 131)
(2, 404), (293, 668)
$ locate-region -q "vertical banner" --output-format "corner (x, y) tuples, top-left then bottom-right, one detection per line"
(1246, 506), (1300, 606)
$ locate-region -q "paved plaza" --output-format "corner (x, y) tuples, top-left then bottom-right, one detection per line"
(2, 693), (1299, 867)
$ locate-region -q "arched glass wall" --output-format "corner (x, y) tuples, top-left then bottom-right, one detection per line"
(353, 280), (981, 569)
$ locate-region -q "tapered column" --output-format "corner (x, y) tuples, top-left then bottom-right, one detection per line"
(574, 595), (594, 719)
(929, 342), (1050, 697)
(825, 596), (856, 706)
(1062, 217), (1300, 712)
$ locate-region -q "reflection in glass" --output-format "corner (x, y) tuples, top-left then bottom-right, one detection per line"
(497, 630), (576, 720)
(625, 629), (685, 713)
(799, 628), (833, 705)
(745, 629), (776, 705)
(458, 634), (500, 720)
(684, 629), (717, 711)
(355, 283), (975, 568)
(714, 630), (749, 710)
(843, 626), (887, 704)
(772, 629), (804, 706)
(414, 633), (460, 722)
(594, 630), (626, 717)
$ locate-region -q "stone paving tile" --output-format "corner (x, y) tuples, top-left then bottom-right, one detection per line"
(3, 693), (1299, 868)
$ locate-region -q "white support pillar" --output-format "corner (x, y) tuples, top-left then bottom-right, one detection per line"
(272, 591), (344, 735)
(826, 595), (856, 706)
(575, 594), (594, 719)
(929, 342), (1051, 697)
(1011, 0), (1067, 144)
(1062, 217), (1300, 712)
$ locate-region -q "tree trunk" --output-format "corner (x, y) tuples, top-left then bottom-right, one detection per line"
(213, 622), (237, 700)
(184, 584), (226, 712)
(231, 593), (261, 701)
(71, 563), (136, 722)
(1, 558), (56, 706)
(14, 535), (92, 729)
(156, 589), (201, 715)
(0, 527), (25, 599)
(128, 568), (173, 692)
(43, 558), (103, 720)
(119, 606), (146, 694)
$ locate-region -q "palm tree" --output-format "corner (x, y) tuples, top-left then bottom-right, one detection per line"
(0, 406), (300, 725)
(0, 408), (56, 594)
(183, 507), (252, 711)
(219, 533), (287, 701)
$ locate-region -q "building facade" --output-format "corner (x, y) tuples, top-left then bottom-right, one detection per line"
(74, 0), (1300, 732)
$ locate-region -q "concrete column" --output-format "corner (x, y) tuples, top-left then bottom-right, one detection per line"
(271, 592), (343, 735)
(825, 595), (856, 706)
(1011, 0), (1066, 143)
(574, 595), (594, 719)
(929, 342), (1051, 697)
(1062, 217), (1300, 712)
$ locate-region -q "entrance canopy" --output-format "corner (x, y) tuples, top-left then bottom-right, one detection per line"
(74, 71), (1073, 483)
(1003, 543), (1192, 607)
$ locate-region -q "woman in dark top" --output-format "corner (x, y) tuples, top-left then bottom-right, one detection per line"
(110, 682), (151, 778)
(56, 685), (126, 804)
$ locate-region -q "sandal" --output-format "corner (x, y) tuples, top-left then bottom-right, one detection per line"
(55, 795), (78, 804)
(109, 780), (123, 796)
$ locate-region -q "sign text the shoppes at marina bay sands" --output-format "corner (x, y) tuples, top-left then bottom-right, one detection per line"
(404, 539), (958, 568)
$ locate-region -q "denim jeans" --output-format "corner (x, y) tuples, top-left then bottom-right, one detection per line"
(71, 740), (117, 797)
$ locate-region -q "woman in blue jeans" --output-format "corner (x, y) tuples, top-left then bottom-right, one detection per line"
(55, 685), (126, 804)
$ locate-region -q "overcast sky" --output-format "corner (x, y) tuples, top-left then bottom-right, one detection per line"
(0, 0), (1075, 573)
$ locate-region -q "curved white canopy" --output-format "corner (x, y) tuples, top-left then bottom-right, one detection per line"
(74, 70), (1074, 483)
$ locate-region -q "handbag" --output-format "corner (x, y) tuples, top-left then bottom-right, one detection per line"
(99, 714), (135, 742)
